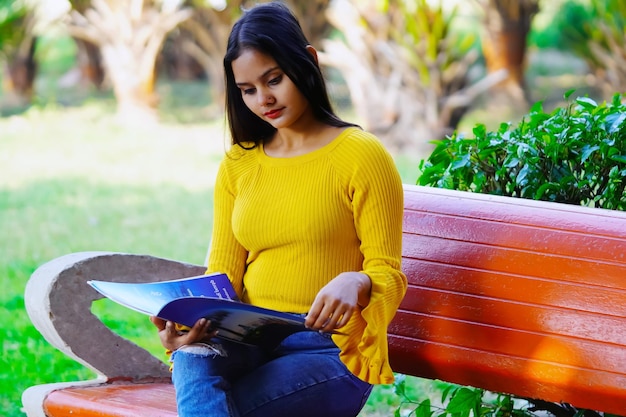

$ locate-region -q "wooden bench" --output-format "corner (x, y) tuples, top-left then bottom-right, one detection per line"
(22, 184), (626, 416)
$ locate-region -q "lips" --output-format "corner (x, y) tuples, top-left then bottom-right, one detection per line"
(264, 108), (283, 119)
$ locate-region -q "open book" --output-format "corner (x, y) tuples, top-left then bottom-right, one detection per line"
(88, 273), (310, 348)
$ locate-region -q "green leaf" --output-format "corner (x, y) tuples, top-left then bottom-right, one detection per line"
(605, 112), (626, 133)
(497, 122), (510, 134)
(516, 164), (530, 186)
(610, 154), (626, 164)
(473, 171), (487, 192)
(611, 93), (622, 107)
(445, 387), (482, 413)
(581, 145), (600, 163)
(415, 399), (433, 417)
(504, 155), (520, 168)
(450, 154), (471, 171)
(472, 124), (487, 138)
(529, 100), (544, 114)
(576, 96), (598, 109)
(440, 383), (457, 403)
(564, 89), (576, 100)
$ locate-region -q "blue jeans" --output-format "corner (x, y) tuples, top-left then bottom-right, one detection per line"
(171, 331), (373, 417)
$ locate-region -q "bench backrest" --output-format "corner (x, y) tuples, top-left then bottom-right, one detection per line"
(390, 185), (626, 414)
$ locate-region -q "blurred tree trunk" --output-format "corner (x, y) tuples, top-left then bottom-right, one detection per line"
(3, 34), (37, 106)
(475, 0), (539, 107)
(0, 4), (37, 107)
(160, 30), (205, 81)
(68, 1), (106, 89)
(66, 0), (192, 123)
(74, 38), (106, 89)
(174, 1), (243, 116)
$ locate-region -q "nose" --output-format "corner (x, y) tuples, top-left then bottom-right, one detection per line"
(258, 88), (275, 106)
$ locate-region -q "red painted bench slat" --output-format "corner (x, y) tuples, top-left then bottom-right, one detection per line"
(44, 384), (177, 417)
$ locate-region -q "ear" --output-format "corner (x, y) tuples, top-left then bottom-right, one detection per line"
(306, 45), (319, 64)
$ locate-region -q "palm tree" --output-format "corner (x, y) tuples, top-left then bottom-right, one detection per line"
(65, 0), (193, 123)
(321, 0), (504, 154)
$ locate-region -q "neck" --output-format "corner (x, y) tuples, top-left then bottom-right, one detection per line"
(265, 122), (345, 158)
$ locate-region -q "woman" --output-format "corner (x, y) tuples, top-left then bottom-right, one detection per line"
(151, 2), (407, 416)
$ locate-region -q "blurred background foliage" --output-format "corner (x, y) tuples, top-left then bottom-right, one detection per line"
(1, 0), (625, 154)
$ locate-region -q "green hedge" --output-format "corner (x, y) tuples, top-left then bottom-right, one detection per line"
(418, 90), (626, 210)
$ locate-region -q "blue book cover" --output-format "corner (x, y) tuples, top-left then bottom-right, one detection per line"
(88, 273), (309, 347)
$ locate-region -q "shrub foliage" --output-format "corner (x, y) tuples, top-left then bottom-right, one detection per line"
(418, 90), (626, 210)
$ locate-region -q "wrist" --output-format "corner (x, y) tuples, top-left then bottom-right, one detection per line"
(354, 272), (372, 307)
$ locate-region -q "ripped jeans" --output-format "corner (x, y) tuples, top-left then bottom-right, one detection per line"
(170, 331), (372, 417)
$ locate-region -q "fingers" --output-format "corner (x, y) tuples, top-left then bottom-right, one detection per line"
(305, 302), (353, 332)
(152, 317), (218, 351)
(158, 320), (181, 350)
(305, 272), (367, 332)
(334, 309), (351, 329)
(186, 318), (213, 341)
(164, 320), (178, 337)
(149, 316), (166, 330)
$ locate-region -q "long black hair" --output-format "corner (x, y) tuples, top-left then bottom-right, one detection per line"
(223, 1), (355, 148)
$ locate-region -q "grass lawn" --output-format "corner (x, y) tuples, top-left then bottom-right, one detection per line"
(0, 96), (435, 416)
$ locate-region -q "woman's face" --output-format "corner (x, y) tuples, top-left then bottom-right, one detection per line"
(231, 48), (312, 130)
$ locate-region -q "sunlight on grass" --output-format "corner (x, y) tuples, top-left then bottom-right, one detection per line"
(1, 106), (225, 190)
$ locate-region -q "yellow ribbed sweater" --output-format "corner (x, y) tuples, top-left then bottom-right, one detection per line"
(206, 127), (407, 384)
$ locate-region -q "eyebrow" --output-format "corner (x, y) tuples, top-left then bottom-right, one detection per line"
(235, 66), (281, 87)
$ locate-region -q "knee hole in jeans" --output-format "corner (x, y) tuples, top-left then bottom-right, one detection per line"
(176, 342), (228, 358)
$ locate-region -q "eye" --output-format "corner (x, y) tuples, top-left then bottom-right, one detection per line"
(268, 75), (283, 86)
(242, 87), (256, 95)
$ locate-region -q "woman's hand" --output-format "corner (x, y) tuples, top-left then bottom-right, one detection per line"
(149, 316), (217, 351)
(305, 272), (371, 333)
